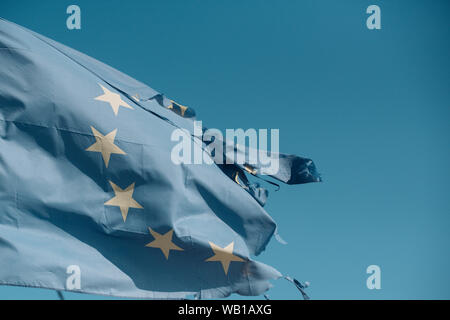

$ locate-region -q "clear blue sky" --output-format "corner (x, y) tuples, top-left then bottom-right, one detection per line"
(0, 0), (449, 299)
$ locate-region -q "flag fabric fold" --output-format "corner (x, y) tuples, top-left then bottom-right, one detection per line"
(0, 18), (319, 298)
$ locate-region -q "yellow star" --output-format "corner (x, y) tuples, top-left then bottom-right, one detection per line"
(86, 126), (126, 167)
(104, 181), (143, 222)
(168, 100), (188, 117)
(94, 84), (134, 116)
(205, 241), (244, 275)
(145, 228), (184, 259)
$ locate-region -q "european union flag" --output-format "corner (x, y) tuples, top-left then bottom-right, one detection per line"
(0, 18), (320, 298)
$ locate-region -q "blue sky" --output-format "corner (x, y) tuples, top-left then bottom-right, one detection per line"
(0, 0), (449, 299)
